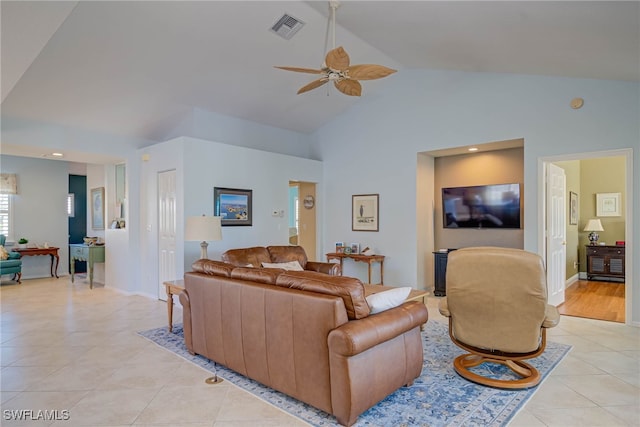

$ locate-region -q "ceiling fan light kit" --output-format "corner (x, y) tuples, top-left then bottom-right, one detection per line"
(275, 1), (396, 96)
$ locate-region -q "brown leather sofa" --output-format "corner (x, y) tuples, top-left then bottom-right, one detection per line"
(180, 259), (428, 426)
(222, 245), (341, 275)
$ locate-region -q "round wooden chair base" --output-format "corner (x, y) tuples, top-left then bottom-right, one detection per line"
(453, 354), (541, 389)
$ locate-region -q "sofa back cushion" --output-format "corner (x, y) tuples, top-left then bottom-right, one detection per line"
(275, 271), (370, 320)
(191, 259), (234, 277)
(230, 267), (283, 285)
(267, 245), (308, 268)
(222, 247), (271, 268)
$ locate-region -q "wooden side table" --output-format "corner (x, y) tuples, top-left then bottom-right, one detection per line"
(69, 244), (105, 289)
(12, 247), (60, 278)
(326, 252), (385, 284)
(164, 279), (185, 332)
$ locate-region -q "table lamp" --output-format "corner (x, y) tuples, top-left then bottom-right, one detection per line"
(583, 218), (604, 245)
(185, 215), (222, 259)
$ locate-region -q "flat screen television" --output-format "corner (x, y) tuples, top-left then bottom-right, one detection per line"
(442, 183), (521, 229)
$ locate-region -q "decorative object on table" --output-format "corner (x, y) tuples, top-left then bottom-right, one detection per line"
(274, 1), (396, 97)
(185, 215), (222, 259)
(83, 236), (98, 245)
(352, 193), (379, 231)
(90, 187), (105, 230)
(584, 218), (604, 245)
(344, 246), (352, 255)
(439, 247), (560, 389)
(569, 191), (578, 225)
(360, 246), (375, 256)
(596, 192), (621, 217)
(334, 242), (344, 252)
(17, 238), (28, 249)
(303, 195), (315, 209)
(214, 187), (252, 226)
(140, 320), (571, 427)
(350, 243), (360, 254)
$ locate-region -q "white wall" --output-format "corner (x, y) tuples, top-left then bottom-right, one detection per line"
(312, 69), (639, 324)
(159, 107), (315, 160)
(137, 137), (323, 299)
(0, 155), (69, 279)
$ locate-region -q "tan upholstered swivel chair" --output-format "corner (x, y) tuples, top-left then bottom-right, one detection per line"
(438, 247), (560, 389)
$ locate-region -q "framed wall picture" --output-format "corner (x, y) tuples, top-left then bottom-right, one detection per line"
(91, 187), (105, 230)
(569, 191), (578, 225)
(596, 192), (621, 217)
(352, 194), (379, 231)
(214, 187), (253, 226)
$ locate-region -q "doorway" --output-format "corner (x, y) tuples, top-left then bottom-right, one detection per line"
(542, 150), (631, 324)
(289, 181), (317, 261)
(158, 169), (177, 300)
(68, 175), (87, 273)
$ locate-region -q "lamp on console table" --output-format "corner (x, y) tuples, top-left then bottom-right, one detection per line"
(185, 215), (222, 259)
(583, 218), (604, 245)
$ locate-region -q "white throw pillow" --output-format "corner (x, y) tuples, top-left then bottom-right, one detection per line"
(366, 287), (412, 314)
(261, 260), (304, 271)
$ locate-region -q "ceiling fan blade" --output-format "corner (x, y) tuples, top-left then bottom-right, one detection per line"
(297, 78), (329, 94)
(325, 46), (350, 71)
(348, 64), (397, 80)
(334, 79), (361, 97)
(274, 66), (324, 74)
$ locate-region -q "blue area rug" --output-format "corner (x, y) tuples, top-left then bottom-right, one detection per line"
(139, 321), (571, 426)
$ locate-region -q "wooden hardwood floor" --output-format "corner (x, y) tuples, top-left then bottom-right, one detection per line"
(558, 279), (625, 323)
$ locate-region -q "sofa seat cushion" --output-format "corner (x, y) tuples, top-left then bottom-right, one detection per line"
(222, 247), (272, 268)
(276, 271), (370, 320)
(230, 267), (283, 284)
(261, 260), (304, 271)
(191, 259), (234, 277)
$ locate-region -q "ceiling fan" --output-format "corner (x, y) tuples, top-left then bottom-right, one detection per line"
(275, 1), (396, 96)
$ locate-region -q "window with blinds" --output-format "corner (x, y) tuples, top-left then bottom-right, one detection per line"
(0, 194), (11, 239)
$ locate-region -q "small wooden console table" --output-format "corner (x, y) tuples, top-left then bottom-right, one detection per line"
(163, 279), (185, 333)
(70, 244), (105, 289)
(12, 247), (60, 278)
(326, 252), (385, 284)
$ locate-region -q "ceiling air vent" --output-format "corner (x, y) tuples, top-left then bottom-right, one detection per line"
(270, 13), (305, 40)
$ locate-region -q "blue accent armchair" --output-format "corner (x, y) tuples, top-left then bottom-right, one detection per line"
(0, 234), (22, 283)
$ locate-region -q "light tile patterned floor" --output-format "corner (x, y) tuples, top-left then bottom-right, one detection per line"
(1, 277), (638, 426)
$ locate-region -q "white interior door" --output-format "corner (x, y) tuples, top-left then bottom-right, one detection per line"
(158, 169), (177, 300)
(546, 163), (566, 307)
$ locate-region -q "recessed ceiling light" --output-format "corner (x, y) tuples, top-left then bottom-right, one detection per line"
(468, 147), (479, 152)
(52, 152), (64, 157)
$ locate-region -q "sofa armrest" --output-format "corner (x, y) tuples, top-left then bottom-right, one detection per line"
(179, 290), (194, 355)
(8, 252), (21, 260)
(329, 301), (428, 356)
(305, 261), (341, 276)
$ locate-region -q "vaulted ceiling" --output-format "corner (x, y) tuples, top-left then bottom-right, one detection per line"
(2, 1), (638, 145)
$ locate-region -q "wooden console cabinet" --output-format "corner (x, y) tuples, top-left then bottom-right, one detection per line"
(433, 249), (456, 296)
(585, 245), (625, 281)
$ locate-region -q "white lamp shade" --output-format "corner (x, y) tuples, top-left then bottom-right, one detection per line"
(185, 216), (222, 241)
(583, 218), (604, 232)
